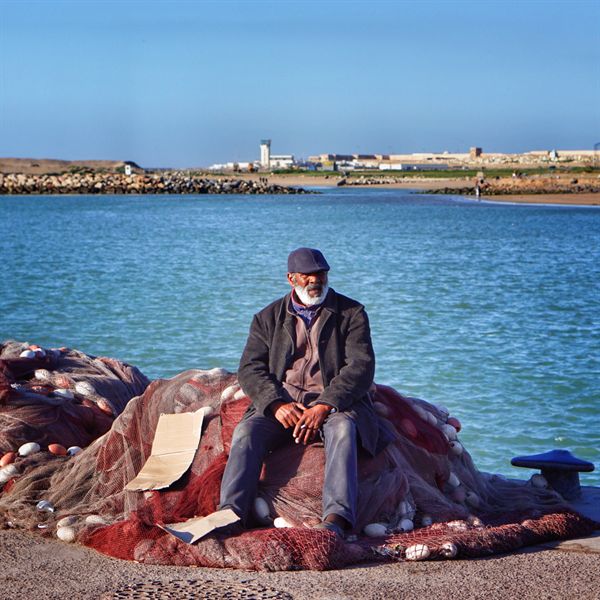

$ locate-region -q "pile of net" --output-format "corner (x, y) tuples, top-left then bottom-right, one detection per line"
(0, 340), (149, 457)
(0, 349), (596, 571)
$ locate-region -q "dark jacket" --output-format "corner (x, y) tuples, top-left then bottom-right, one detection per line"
(238, 288), (384, 456)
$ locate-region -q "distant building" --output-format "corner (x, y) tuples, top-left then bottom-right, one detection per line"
(124, 164), (132, 176)
(470, 147), (482, 159)
(260, 139), (271, 169)
(270, 154), (295, 169)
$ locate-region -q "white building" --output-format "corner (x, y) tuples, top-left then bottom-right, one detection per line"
(270, 154), (295, 169)
(260, 139), (271, 169)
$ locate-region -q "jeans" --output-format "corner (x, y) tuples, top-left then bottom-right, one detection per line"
(219, 411), (358, 527)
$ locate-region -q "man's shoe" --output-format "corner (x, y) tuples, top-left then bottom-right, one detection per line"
(213, 522), (245, 537)
(312, 521), (345, 539)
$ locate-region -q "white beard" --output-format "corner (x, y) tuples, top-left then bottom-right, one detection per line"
(294, 282), (329, 306)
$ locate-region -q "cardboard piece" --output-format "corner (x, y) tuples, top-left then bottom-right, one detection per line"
(125, 406), (211, 491)
(160, 509), (240, 544)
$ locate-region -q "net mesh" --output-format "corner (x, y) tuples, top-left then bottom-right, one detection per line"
(0, 342), (596, 571)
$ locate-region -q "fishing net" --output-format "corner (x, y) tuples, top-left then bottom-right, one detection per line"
(0, 340), (149, 454)
(0, 347), (596, 571)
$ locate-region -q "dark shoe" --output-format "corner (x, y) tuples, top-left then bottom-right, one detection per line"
(313, 521), (346, 539)
(213, 522), (245, 537)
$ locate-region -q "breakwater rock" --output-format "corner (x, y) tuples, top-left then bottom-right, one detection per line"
(0, 172), (312, 195)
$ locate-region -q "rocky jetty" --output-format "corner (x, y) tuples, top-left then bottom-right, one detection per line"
(423, 175), (600, 197)
(0, 171), (311, 195)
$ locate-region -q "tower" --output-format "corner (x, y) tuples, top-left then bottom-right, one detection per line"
(260, 139), (271, 169)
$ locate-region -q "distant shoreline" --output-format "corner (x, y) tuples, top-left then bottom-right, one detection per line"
(260, 174), (600, 206)
(1, 158), (598, 205)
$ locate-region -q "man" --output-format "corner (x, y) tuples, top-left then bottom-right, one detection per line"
(219, 247), (385, 537)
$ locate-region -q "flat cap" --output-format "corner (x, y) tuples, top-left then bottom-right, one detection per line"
(287, 247), (330, 273)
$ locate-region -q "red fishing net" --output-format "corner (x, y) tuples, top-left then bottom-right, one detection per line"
(0, 340), (149, 456)
(0, 345), (596, 571)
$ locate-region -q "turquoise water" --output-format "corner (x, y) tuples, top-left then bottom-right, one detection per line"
(1, 190), (599, 484)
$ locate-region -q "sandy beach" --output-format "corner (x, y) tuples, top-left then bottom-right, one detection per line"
(251, 174), (600, 206)
(479, 193), (600, 206)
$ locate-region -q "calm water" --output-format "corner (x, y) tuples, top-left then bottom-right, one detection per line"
(1, 189), (599, 484)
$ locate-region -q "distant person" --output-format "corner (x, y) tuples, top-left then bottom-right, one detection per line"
(219, 247), (388, 537)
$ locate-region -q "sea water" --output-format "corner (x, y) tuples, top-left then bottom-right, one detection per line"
(1, 189), (599, 484)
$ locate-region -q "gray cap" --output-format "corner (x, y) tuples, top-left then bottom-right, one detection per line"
(287, 247), (330, 273)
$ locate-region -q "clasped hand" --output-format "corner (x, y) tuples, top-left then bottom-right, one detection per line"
(271, 401), (331, 445)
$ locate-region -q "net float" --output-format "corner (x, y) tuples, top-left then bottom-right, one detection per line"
(53, 388), (74, 400)
(531, 474), (548, 489)
(426, 411), (437, 425)
(18, 442), (41, 457)
(220, 385), (239, 401)
(67, 446), (83, 456)
(421, 515), (433, 527)
(0, 464), (19, 484)
(440, 541), (458, 558)
(48, 443), (67, 456)
(19, 350), (36, 359)
(36, 500), (54, 513)
(96, 398), (114, 415)
(447, 520), (468, 531)
(56, 526), (76, 543)
(447, 417), (462, 432)
(405, 543), (430, 561)
(85, 514), (107, 525)
(363, 522), (388, 537)
(233, 388), (247, 401)
(0, 452), (16, 467)
(57, 515), (78, 527)
(434, 404), (450, 419)
(74, 381), (96, 396)
(448, 472), (461, 488)
(412, 405), (428, 421)
(273, 516), (292, 528)
(449, 441), (463, 456)
(441, 424), (457, 441)
(467, 515), (484, 527)
(34, 369), (52, 381)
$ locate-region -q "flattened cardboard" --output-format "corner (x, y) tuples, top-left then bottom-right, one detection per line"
(125, 406), (210, 491)
(160, 509), (240, 544)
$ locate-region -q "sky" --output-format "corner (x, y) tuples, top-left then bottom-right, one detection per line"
(1, 0), (599, 168)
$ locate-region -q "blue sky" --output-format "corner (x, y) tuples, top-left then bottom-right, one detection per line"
(1, 0), (599, 168)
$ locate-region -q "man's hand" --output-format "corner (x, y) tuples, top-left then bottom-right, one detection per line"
(293, 404), (331, 445)
(271, 401), (305, 429)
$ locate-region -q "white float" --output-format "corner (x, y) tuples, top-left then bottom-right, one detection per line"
(273, 516), (292, 528)
(56, 526), (76, 542)
(18, 442), (41, 457)
(405, 544), (430, 561)
(440, 541), (458, 558)
(363, 522), (388, 537)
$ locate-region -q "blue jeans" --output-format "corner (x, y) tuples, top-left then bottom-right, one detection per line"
(219, 411), (358, 527)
